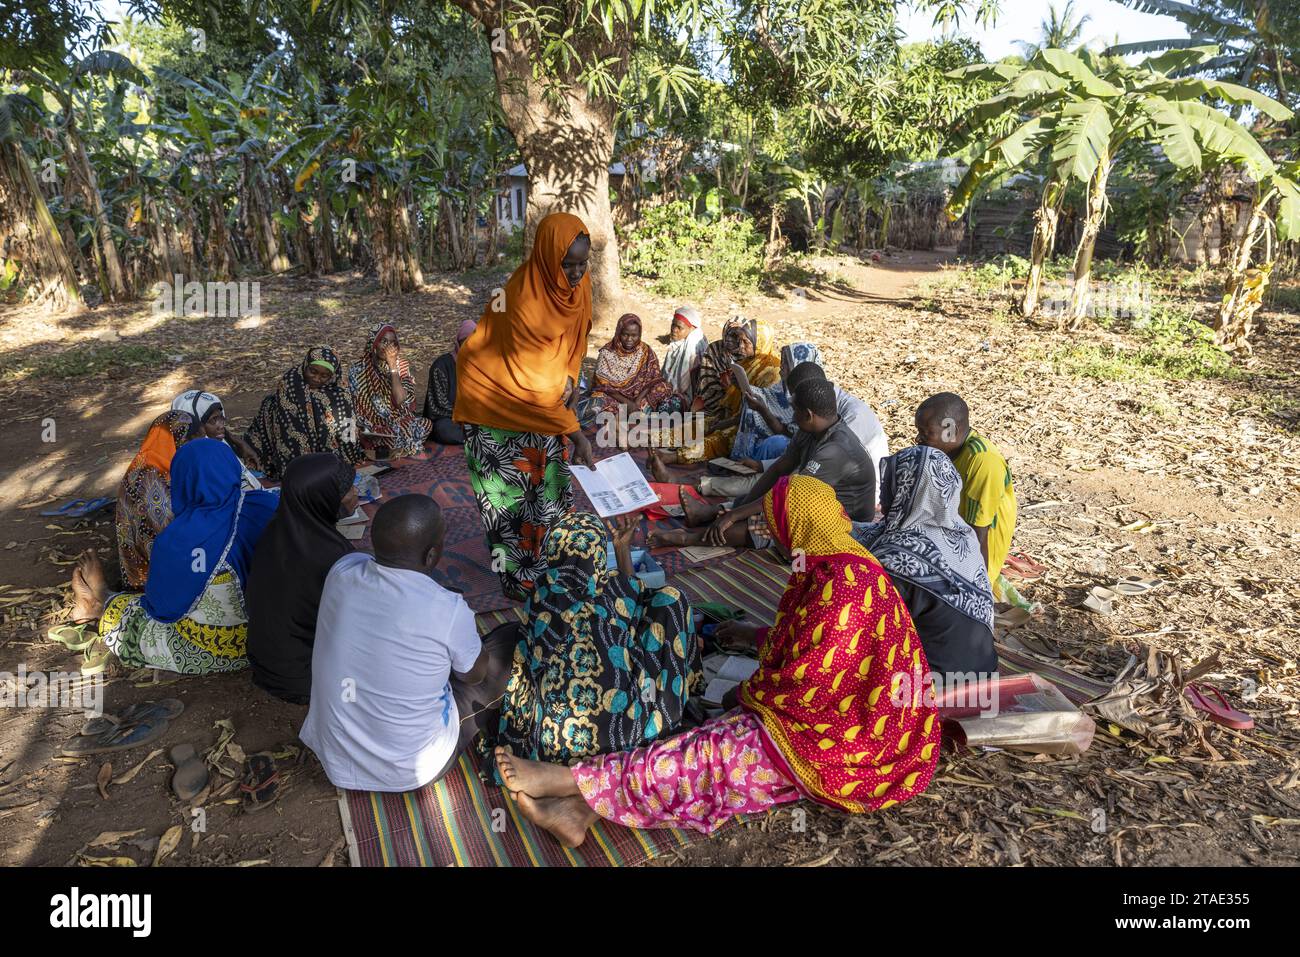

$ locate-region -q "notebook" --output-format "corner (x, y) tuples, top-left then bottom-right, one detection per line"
(569, 452), (658, 518)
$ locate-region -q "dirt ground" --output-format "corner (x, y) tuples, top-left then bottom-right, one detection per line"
(1, 248), (1298, 867)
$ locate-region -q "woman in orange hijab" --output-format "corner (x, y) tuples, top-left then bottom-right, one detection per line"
(115, 410), (197, 588)
(455, 212), (596, 601)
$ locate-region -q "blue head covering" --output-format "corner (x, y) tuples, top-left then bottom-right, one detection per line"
(143, 439), (278, 623)
(732, 342), (822, 460)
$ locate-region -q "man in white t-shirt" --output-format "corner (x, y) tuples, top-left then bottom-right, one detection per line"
(300, 494), (515, 792)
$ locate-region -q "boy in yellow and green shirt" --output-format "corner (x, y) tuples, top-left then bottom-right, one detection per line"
(915, 393), (1017, 591)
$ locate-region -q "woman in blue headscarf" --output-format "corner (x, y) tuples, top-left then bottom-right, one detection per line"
(730, 342), (823, 462)
(71, 439), (279, 674)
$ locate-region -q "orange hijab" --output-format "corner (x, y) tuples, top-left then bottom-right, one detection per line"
(454, 212), (592, 435)
(131, 410), (195, 477)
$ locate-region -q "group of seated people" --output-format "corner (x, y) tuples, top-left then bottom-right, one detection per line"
(62, 300), (1019, 849)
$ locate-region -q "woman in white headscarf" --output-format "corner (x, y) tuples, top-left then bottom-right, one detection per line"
(170, 390), (262, 489)
(659, 304), (708, 403)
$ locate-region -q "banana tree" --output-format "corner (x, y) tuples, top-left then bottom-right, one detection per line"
(949, 45), (1294, 328)
(0, 91), (84, 311)
(1215, 163), (1300, 350)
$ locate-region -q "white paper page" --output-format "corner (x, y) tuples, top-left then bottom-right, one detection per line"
(709, 457), (756, 475)
(704, 678), (739, 705)
(717, 656), (760, 682)
(337, 506), (367, 526)
(569, 463), (621, 517)
(573, 452), (657, 517)
(596, 452), (657, 511)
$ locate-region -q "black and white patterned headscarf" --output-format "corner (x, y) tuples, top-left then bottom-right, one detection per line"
(855, 445), (995, 630)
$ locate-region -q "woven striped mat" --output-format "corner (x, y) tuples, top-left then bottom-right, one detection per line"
(338, 751), (712, 867)
(339, 548), (1110, 867)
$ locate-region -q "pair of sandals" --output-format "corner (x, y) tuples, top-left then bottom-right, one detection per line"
(169, 743), (280, 811)
(165, 745), (280, 811)
(47, 620), (112, 675)
(61, 698), (185, 756)
(40, 498), (113, 519)
(1080, 576), (1166, 616)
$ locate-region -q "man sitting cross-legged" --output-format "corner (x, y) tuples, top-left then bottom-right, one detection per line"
(649, 377), (876, 551)
(299, 494), (515, 792)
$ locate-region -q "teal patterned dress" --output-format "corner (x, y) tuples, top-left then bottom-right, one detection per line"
(495, 513), (703, 766)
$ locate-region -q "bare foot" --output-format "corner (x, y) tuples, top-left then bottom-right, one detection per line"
(494, 746), (580, 799)
(647, 528), (702, 548)
(647, 450), (673, 484)
(516, 793), (597, 848)
(680, 491), (721, 527)
(71, 550), (109, 622)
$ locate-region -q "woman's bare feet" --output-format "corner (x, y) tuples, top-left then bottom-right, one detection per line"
(516, 793), (597, 848)
(647, 450), (674, 484)
(679, 491), (721, 527)
(494, 746), (581, 799)
(70, 550), (109, 622)
(647, 528), (703, 548)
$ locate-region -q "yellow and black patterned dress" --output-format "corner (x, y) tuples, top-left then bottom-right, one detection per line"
(99, 566), (251, 673)
(495, 512), (702, 766)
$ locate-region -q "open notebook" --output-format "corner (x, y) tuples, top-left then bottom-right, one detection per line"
(569, 452), (658, 518)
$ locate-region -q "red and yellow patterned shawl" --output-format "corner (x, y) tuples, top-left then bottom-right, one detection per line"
(739, 475), (941, 812)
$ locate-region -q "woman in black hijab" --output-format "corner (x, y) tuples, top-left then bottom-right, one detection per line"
(246, 453), (358, 703)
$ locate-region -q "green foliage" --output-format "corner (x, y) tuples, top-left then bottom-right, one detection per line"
(619, 200), (764, 296)
(0, 344), (171, 382)
(948, 45), (1297, 223)
(1051, 296), (1235, 381)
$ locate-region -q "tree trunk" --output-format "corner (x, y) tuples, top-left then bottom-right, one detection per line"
(0, 141), (84, 312)
(1066, 156), (1110, 331)
(1214, 193), (1272, 352)
(487, 28), (623, 320)
(1022, 180), (1064, 318)
(65, 123), (129, 301)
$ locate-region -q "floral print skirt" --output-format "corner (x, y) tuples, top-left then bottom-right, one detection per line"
(570, 708), (801, 834)
(99, 568), (250, 674)
(463, 425), (574, 601)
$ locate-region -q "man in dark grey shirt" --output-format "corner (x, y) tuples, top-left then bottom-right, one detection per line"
(651, 377), (877, 549)
(741, 377), (875, 521)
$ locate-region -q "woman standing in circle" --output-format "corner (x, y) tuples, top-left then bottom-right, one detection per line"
(455, 212), (596, 601)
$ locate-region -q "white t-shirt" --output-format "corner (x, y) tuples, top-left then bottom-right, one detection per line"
(300, 552), (482, 792)
(835, 388), (890, 479)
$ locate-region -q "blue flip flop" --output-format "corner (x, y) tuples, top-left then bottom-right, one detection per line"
(40, 497), (113, 518)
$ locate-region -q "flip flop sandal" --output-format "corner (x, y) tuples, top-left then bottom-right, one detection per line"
(1003, 552), (1047, 580)
(1081, 585), (1117, 615)
(40, 499), (89, 517)
(240, 754), (281, 813)
(81, 698), (185, 737)
(1114, 576), (1165, 596)
(47, 621), (98, 652)
(80, 642), (113, 676)
(169, 743), (210, 802)
(39, 498), (113, 519)
(1184, 683), (1255, 730)
(61, 716), (170, 757)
